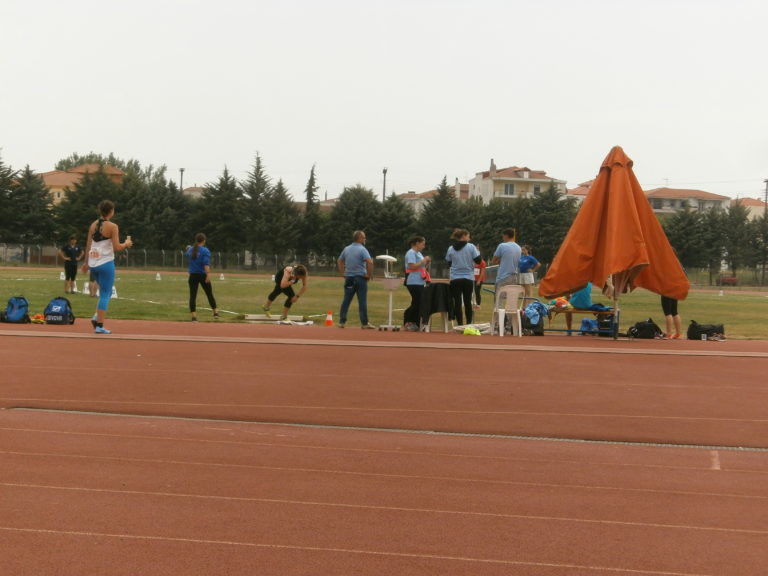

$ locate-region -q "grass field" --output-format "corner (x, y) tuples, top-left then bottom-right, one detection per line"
(1, 267), (765, 339)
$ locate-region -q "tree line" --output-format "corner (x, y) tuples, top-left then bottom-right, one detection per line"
(0, 152), (765, 281)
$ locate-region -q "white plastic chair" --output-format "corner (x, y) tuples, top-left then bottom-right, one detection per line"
(490, 285), (525, 337)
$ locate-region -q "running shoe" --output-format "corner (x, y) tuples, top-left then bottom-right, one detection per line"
(261, 305), (271, 318)
(94, 326), (111, 334)
(361, 324), (377, 330)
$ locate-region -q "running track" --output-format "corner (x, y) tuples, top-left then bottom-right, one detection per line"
(1, 321), (767, 575)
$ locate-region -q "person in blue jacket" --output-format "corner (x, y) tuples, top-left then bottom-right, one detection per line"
(186, 233), (219, 321)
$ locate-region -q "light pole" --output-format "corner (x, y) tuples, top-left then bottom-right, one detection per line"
(764, 178), (767, 217)
(180, 168), (185, 193)
(382, 167), (387, 201)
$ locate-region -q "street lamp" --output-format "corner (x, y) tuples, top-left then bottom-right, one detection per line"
(764, 178), (767, 217)
(180, 168), (185, 193)
(382, 167), (387, 201)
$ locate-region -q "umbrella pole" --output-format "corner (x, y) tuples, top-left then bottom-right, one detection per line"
(613, 296), (620, 340)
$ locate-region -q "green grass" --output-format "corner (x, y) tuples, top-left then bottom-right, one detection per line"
(1, 267), (766, 339)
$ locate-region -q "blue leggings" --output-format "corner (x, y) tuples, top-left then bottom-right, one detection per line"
(91, 261), (115, 311)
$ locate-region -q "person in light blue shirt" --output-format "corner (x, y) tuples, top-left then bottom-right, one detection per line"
(445, 228), (481, 325)
(337, 230), (375, 329)
(403, 235), (431, 331)
(491, 228), (522, 290)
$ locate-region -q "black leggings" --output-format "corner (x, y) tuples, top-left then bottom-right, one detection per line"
(661, 295), (678, 316)
(450, 278), (475, 325)
(403, 284), (424, 325)
(267, 284), (296, 309)
(188, 273), (217, 312)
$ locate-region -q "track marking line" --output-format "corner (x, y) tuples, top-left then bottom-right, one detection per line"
(6, 403), (768, 427)
(2, 452), (766, 501)
(8, 426), (768, 475)
(1, 329), (766, 358)
(0, 526), (719, 576)
(2, 482), (766, 537)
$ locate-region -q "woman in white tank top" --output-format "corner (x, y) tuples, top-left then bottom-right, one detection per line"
(81, 200), (133, 334)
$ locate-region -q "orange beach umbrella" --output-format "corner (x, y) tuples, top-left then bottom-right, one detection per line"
(539, 145), (689, 302)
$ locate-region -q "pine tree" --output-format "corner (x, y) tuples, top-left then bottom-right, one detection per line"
(261, 179), (301, 267)
(241, 154), (272, 267)
(527, 184), (576, 265)
(662, 207), (705, 269)
(190, 167), (247, 254)
(298, 165), (321, 264)
(53, 167), (122, 242)
(0, 155), (18, 241)
(370, 193), (417, 258)
(723, 202), (750, 276)
(327, 185), (381, 255)
(8, 166), (56, 244)
(418, 176), (459, 275)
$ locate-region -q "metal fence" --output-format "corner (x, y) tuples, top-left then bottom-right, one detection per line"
(0, 243), (340, 275)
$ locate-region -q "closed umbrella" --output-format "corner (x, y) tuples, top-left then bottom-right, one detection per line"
(539, 146), (689, 332)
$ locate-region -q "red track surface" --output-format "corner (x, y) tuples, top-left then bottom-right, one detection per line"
(2, 321), (767, 575)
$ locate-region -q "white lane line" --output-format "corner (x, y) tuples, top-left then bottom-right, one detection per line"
(1, 482), (766, 536)
(0, 526), (720, 576)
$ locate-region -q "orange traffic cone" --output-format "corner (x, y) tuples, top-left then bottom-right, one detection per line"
(325, 310), (334, 326)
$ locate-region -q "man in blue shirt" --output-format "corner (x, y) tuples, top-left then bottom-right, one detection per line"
(337, 230), (375, 329)
(491, 228), (522, 289)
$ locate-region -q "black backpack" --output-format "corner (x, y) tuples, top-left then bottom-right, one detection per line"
(687, 320), (725, 340)
(628, 318), (662, 339)
(44, 296), (76, 325)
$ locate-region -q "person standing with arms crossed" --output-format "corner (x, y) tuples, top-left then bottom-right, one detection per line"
(518, 244), (542, 298)
(186, 233), (220, 322)
(81, 200), (133, 334)
(58, 235), (84, 294)
(337, 230), (376, 329)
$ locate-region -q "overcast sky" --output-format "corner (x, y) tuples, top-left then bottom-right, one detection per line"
(2, 0), (766, 202)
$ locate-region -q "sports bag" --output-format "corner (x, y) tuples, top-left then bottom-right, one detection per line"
(628, 318), (662, 339)
(687, 320), (725, 341)
(44, 296), (76, 325)
(1, 296), (31, 323)
(579, 318), (598, 334)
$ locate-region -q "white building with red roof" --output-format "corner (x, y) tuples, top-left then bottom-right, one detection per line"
(645, 187), (730, 214)
(468, 159), (566, 204)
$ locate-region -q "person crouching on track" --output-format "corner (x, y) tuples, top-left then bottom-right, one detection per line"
(262, 265), (308, 320)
